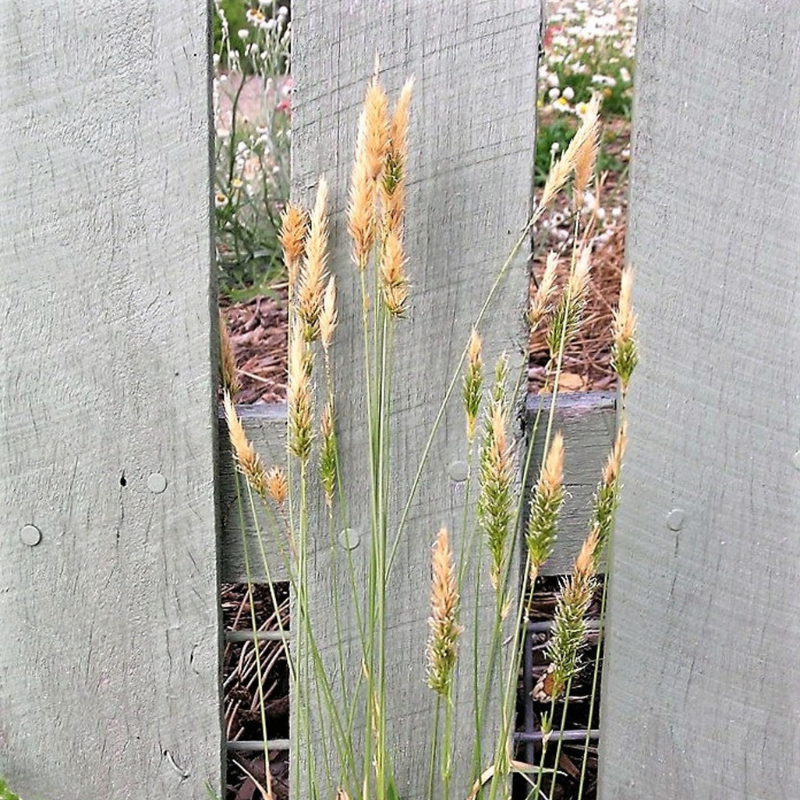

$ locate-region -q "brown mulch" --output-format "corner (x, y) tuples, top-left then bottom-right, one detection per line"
(529, 221), (625, 394)
(222, 583), (291, 800)
(221, 289), (288, 405)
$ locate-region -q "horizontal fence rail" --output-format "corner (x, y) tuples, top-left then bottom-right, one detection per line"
(219, 393), (617, 584)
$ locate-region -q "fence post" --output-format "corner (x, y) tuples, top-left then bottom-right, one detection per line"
(291, 1), (541, 797)
(599, 2), (800, 797)
(0, 4), (223, 799)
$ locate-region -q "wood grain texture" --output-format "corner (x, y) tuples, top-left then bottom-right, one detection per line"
(0, 3), (222, 798)
(219, 397), (617, 583)
(291, 1), (540, 797)
(599, 3), (800, 798)
(219, 405), (290, 583)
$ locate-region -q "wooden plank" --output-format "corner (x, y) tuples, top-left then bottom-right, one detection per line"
(0, 4), (222, 799)
(219, 405), (289, 583)
(219, 396), (617, 583)
(291, 2), (540, 797)
(599, 3), (800, 798)
(526, 393), (617, 576)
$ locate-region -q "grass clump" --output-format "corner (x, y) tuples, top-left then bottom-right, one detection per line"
(220, 59), (638, 800)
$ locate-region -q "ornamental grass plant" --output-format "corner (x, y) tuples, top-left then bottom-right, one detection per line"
(220, 65), (637, 800)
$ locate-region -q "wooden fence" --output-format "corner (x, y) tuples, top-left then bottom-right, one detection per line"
(1, 1), (797, 799)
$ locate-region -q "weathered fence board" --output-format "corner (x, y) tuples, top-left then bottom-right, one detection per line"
(220, 396), (616, 584)
(290, 1), (541, 797)
(0, 4), (222, 799)
(599, 3), (800, 798)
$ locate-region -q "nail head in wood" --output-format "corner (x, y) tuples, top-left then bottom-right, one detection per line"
(20, 524), (42, 547)
(338, 528), (360, 550)
(448, 460), (469, 482)
(666, 508), (685, 531)
(147, 473), (168, 494)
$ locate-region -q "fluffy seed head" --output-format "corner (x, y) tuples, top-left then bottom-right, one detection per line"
(545, 568), (596, 699)
(526, 432), (565, 583)
(540, 94), (601, 210)
(573, 98), (601, 207)
(611, 266), (639, 392)
(529, 251), (559, 332)
(320, 275), (338, 352)
(574, 527), (600, 580)
(297, 178), (329, 341)
(478, 398), (515, 591)
(426, 527), (463, 696)
(279, 203), (308, 291)
(463, 328), (483, 443)
(382, 77), (414, 233)
(320, 401), (337, 507)
(380, 228), (409, 317)
(223, 390), (268, 500)
(287, 320), (314, 462)
(546, 244), (593, 362)
(265, 466), (288, 506)
(360, 78), (390, 184)
(603, 421), (628, 487)
(348, 158), (377, 269)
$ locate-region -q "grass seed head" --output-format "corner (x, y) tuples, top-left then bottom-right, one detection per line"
(546, 244), (593, 363)
(463, 327), (483, 443)
(380, 227), (409, 318)
(478, 398), (515, 590)
(348, 158), (377, 270)
(611, 266), (639, 392)
(223, 390), (268, 500)
(288, 320), (314, 463)
(529, 251), (559, 332)
(361, 77), (390, 184)
(219, 309), (240, 396)
(526, 432), (565, 582)
(426, 527), (463, 696)
(319, 401), (337, 507)
(297, 178), (329, 341)
(545, 568), (596, 698)
(540, 93), (601, 210)
(279, 203), (308, 291)
(573, 96), (602, 208)
(265, 466), (288, 506)
(382, 77), (414, 233)
(592, 422), (628, 568)
(320, 275), (338, 352)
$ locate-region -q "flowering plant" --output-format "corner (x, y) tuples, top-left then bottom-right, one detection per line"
(214, 1), (293, 301)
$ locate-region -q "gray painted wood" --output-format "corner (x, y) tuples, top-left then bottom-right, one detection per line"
(599, 3), (800, 798)
(291, 1), (541, 797)
(0, 4), (222, 799)
(220, 396), (617, 584)
(219, 404), (290, 583)
(526, 393), (618, 576)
